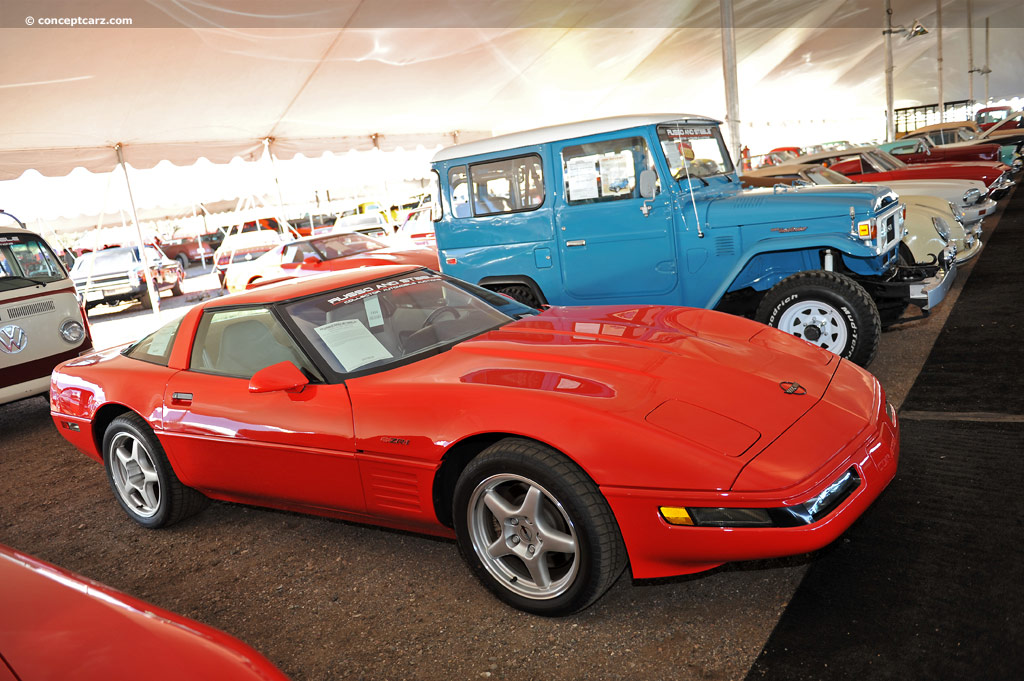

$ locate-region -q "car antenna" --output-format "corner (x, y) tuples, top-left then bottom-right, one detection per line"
(679, 147), (705, 239)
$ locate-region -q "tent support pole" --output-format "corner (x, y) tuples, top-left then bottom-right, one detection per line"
(719, 0), (742, 163)
(936, 0), (943, 122)
(115, 143), (161, 316)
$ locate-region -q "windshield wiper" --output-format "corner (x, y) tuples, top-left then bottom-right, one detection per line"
(1, 274), (50, 287)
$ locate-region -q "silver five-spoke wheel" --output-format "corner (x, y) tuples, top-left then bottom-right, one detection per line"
(109, 430), (161, 518)
(467, 473), (579, 600)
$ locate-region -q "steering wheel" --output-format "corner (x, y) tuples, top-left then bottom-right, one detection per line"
(421, 305), (461, 328)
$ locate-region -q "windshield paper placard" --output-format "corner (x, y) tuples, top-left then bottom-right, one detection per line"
(327, 273), (440, 306)
(663, 126), (714, 140)
(364, 295), (384, 327)
(314, 319), (393, 371)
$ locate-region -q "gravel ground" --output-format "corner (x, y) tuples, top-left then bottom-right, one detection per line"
(0, 203), (1003, 680)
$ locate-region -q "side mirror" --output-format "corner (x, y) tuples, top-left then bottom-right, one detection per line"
(249, 361), (309, 394)
(302, 255), (322, 267)
(639, 169), (657, 199)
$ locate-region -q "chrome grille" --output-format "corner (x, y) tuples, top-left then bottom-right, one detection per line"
(4, 299), (56, 319)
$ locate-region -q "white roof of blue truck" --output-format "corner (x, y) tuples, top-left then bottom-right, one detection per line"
(432, 114), (721, 163)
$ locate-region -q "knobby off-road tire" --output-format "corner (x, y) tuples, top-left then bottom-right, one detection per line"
(755, 270), (881, 367)
(453, 438), (627, 616)
(493, 284), (542, 309)
(102, 412), (209, 528)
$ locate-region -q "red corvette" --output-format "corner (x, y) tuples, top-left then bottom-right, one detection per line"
(0, 544), (289, 680)
(796, 146), (1015, 199)
(50, 266), (899, 615)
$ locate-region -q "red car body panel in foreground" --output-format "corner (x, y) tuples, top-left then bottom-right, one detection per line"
(0, 544), (289, 681)
(50, 266), (898, 582)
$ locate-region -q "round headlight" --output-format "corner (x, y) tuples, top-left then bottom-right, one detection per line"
(59, 319), (85, 343)
(931, 216), (950, 241)
(962, 188), (982, 205)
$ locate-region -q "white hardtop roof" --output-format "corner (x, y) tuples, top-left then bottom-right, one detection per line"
(432, 114), (719, 163)
(795, 146), (881, 163)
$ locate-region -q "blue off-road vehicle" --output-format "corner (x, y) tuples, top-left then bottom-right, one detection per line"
(429, 114), (956, 366)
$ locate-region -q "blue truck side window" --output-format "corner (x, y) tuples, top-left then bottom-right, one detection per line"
(448, 166), (470, 218)
(469, 155), (544, 217)
(561, 136), (657, 205)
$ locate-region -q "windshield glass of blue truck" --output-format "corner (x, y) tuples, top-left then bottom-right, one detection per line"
(658, 125), (734, 180)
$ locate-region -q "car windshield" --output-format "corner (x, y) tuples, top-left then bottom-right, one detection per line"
(280, 270), (537, 377)
(804, 167), (855, 185)
(0, 232), (67, 291)
(985, 111), (1022, 136)
(865, 149), (906, 170)
(657, 124), (734, 180)
(309, 233), (387, 260)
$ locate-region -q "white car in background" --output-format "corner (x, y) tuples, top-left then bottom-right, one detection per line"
(313, 213), (391, 239)
(744, 163), (996, 231)
(213, 230), (289, 289)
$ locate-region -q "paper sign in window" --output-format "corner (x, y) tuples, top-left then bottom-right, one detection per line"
(364, 295), (384, 327)
(314, 319), (392, 371)
(146, 323), (178, 357)
(566, 157), (599, 200)
(598, 155), (632, 196)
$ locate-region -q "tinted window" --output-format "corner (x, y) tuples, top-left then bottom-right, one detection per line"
(123, 316), (184, 366)
(189, 307), (316, 380)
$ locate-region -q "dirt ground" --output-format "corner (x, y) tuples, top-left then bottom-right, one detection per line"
(0, 212), (994, 680)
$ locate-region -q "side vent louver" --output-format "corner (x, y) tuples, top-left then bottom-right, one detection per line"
(714, 236), (736, 256)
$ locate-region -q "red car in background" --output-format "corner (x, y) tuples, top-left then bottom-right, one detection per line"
(795, 147), (1015, 199)
(50, 266), (898, 615)
(225, 231), (439, 292)
(976, 105), (1012, 131)
(880, 136), (1003, 165)
(0, 544), (289, 680)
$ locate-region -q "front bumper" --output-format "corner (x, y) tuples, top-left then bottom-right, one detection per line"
(602, 390), (899, 580)
(908, 246), (957, 310)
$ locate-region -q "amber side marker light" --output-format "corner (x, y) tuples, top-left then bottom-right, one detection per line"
(659, 507), (695, 526)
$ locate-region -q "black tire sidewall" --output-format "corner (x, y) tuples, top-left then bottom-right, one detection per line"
(759, 273), (877, 366)
(453, 446), (605, 616)
(102, 415), (173, 528)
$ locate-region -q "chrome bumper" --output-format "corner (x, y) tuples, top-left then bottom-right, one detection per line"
(909, 246), (957, 310)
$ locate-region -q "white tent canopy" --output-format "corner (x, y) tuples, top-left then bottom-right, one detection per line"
(2, 0), (1023, 181)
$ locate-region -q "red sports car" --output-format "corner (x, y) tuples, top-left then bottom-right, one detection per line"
(795, 147), (1015, 199)
(50, 266), (898, 615)
(880, 135), (1002, 165)
(225, 231), (439, 293)
(0, 544), (289, 680)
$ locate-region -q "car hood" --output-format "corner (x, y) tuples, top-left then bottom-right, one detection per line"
(709, 184), (895, 224)
(328, 246), (439, 270)
(864, 178), (986, 205)
(438, 306), (839, 459)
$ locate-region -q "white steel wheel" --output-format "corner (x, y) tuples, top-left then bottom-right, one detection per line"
(466, 473), (580, 601)
(776, 299), (849, 354)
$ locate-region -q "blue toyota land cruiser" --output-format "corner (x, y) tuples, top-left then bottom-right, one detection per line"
(430, 114), (956, 366)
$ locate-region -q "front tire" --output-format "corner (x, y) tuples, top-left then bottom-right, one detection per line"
(453, 438), (626, 616)
(755, 270), (880, 367)
(492, 284), (542, 309)
(102, 413), (208, 528)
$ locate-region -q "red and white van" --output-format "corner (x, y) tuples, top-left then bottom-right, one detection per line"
(1, 213), (92, 406)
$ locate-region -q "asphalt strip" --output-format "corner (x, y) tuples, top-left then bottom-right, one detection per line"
(746, 185), (1024, 681)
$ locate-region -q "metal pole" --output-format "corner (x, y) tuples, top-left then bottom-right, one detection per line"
(967, 0), (974, 112)
(984, 17), (990, 103)
(263, 137), (290, 236)
(720, 0), (742, 163)
(884, 0), (896, 142)
(937, 0), (944, 122)
(115, 144), (160, 316)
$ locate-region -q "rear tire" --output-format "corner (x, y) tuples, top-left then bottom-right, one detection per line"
(102, 413), (208, 528)
(453, 438), (627, 616)
(755, 270), (880, 367)
(175, 253), (189, 269)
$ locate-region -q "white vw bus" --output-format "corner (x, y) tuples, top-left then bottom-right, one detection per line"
(1, 212), (92, 406)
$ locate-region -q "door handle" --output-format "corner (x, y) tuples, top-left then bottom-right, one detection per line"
(171, 392), (193, 406)
(566, 240), (586, 247)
